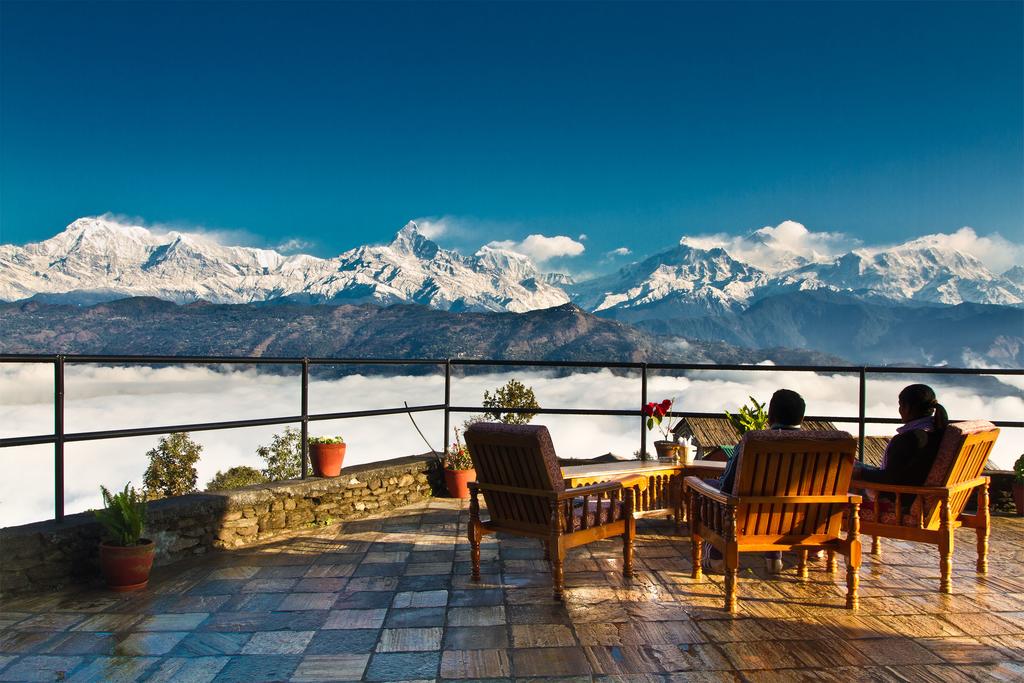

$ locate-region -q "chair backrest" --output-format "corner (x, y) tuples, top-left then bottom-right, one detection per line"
(910, 421), (999, 528)
(464, 422), (565, 534)
(731, 429), (857, 540)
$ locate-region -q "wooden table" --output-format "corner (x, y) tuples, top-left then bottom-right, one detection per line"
(562, 459), (726, 527)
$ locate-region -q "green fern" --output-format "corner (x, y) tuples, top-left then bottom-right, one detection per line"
(93, 483), (147, 546)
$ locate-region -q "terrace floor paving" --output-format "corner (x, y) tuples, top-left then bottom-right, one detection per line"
(1, 498), (1023, 682)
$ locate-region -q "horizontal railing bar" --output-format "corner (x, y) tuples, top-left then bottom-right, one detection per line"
(308, 404), (444, 422)
(448, 405), (637, 417)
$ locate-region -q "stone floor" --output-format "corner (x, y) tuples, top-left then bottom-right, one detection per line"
(1, 499), (1023, 682)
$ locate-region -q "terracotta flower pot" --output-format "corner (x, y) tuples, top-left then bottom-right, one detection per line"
(444, 468), (476, 500)
(1013, 482), (1024, 517)
(99, 539), (155, 592)
(310, 443), (346, 478)
(654, 440), (692, 464)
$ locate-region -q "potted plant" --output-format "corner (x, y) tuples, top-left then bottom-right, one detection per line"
(643, 398), (690, 463)
(94, 483), (155, 591)
(726, 396), (768, 434)
(1013, 454), (1024, 517)
(308, 436), (346, 478)
(443, 430), (476, 499)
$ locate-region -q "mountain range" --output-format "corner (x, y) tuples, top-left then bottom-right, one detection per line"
(2, 216), (1021, 365)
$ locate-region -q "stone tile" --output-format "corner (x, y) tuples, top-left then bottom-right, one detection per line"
(186, 579), (247, 596)
(0, 657), (11, 674)
(364, 651), (441, 681)
(323, 609), (387, 630)
(0, 631), (58, 654)
(150, 594), (231, 614)
(344, 576), (400, 592)
(170, 631), (252, 657)
(242, 578), (299, 593)
(443, 625), (509, 650)
(303, 563), (357, 578)
(277, 593), (337, 611)
(143, 656), (229, 683)
(376, 627), (443, 652)
(136, 612), (209, 631)
(404, 562), (453, 576)
(0, 655), (83, 682)
(294, 577), (348, 593)
(42, 631), (117, 656)
(254, 565), (309, 579)
(206, 566), (261, 580)
(354, 563), (406, 578)
(860, 637), (944, 666)
(72, 613), (144, 632)
(334, 591), (395, 610)
(11, 612), (87, 631)
(115, 631), (189, 656)
(918, 636), (1009, 664)
(512, 646), (593, 677)
(878, 614), (965, 638)
(218, 593), (283, 612)
(291, 654), (370, 682)
(262, 610), (331, 632)
(392, 590), (448, 608)
(305, 629), (380, 654)
(448, 588), (504, 607)
(384, 607), (447, 628)
(940, 611), (1021, 636)
(446, 605), (506, 627)
(199, 612), (267, 632)
(584, 644), (731, 675)
(396, 574), (452, 591)
(363, 551), (409, 563)
(718, 639), (803, 670)
(508, 603), (572, 625)
(512, 624), (577, 648)
(440, 649), (511, 678)
(65, 655), (158, 682)
(211, 654), (301, 682)
(240, 630), (314, 655)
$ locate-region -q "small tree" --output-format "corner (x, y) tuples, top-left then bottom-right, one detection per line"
(482, 378), (540, 425)
(206, 466), (269, 491)
(258, 427), (303, 481)
(143, 432), (201, 500)
(725, 396), (768, 435)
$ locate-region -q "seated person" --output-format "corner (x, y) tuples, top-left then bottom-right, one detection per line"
(854, 383), (948, 513)
(706, 388), (806, 575)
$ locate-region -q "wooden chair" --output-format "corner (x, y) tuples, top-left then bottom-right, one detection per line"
(464, 422), (635, 600)
(685, 430), (862, 613)
(851, 420), (998, 594)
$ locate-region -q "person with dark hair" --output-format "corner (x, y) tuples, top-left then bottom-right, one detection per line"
(706, 389), (807, 574)
(855, 384), (949, 507)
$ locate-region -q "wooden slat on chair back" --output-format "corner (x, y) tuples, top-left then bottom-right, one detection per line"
(732, 431), (857, 539)
(914, 422), (999, 529)
(464, 423), (565, 534)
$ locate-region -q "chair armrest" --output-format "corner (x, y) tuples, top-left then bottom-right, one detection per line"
(946, 476), (990, 493)
(850, 479), (953, 496)
(732, 494), (862, 505)
(557, 480), (624, 500)
(684, 476), (735, 505)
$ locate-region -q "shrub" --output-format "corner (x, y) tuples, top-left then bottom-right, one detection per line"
(1014, 454), (1024, 484)
(258, 427), (303, 481)
(206, 466), (269, 491)
(482, 379), (540, 425)
(94, 483), (147, 546)
(143, 432), (201, 500)
(308, 435), (344, 445)
(725, 396), (768, 435)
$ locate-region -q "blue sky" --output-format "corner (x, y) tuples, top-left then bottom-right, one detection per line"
(1, 1), (1021, 272)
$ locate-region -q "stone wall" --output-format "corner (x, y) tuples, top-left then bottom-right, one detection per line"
(0, 454), (443, 597)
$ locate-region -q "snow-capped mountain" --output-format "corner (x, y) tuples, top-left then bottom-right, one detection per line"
(0, 217), (570, 312)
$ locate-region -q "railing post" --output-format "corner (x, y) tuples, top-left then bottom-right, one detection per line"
(443, 359), (451, 455)
(858, 367), (866, 463)
(54, 355), (65, 522)
(301, 358), (309, 479)
(640, 363), (648, 459)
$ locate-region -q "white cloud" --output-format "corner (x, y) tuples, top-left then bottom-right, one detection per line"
(681, 220), (860, 273)
(893, 227), (1024, 275)
(578, 233), (588, 241)
(274, 238), (314, 254)
(485, 234), (585, 264)
(97, 213), (262, 249)
(413, 219), (449, 240)
(607, 247), (632, 257)
(1, 365), (1020, 527)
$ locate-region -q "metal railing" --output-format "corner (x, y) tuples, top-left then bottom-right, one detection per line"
(1, 353), (1022, 522)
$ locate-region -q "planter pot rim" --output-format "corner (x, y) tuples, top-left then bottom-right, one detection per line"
(100, 538), (155, 549)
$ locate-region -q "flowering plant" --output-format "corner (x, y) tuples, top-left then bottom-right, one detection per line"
(643, 398), (681, 441)
(443, 429), (474, 471)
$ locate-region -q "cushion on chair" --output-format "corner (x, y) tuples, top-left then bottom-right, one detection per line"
(570, 499), (623, 530)
(730, 429), (855, 495)
(908, 420), (997, 521)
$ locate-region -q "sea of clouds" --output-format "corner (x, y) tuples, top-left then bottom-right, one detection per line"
(1, 364), (1021, 528)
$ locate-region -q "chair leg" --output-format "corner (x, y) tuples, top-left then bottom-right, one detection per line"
(940, 500), (953, 594)
(797, 550), (809, 579)
(468, 492), (482, 582)
(623, 517), (635, 579)
(846, 502), (861, 610)
(846, 559), (860, 610)
(871, 536), (881, 556)
(691, 533), (703, 580)
(551, 547), (565, 601)
(977, 482), (990, 574)
(827, 550), (837, 573)
(724, 557), (739, 613)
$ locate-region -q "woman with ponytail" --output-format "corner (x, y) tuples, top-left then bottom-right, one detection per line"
(856, 384), (949, 510)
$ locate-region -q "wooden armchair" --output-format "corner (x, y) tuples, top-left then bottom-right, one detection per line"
(851, 420), (999, 593)
(464, 423), (635, 600)
(685, 430), (861, 613)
